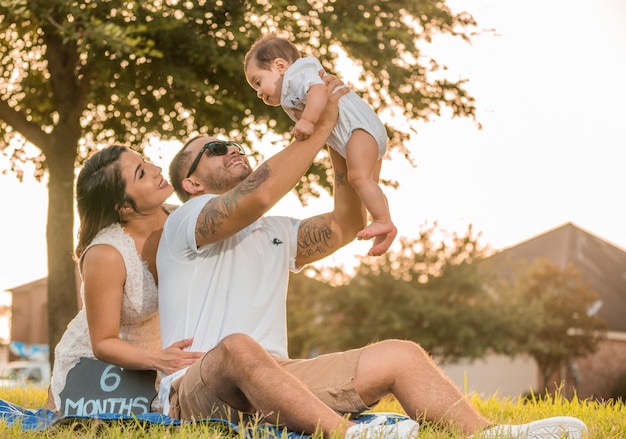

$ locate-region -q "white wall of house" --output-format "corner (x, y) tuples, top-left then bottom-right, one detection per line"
(440, 353), (539, 399)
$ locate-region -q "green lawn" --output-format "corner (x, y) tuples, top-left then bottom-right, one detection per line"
(0, 387), (624, 438)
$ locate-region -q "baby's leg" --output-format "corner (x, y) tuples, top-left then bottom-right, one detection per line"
(345, 130), (397, 256)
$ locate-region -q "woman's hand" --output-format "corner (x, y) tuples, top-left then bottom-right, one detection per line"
(157, 338), (204, 375)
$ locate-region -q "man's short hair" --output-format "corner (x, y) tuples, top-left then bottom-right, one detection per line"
(169, 136), (202, 202)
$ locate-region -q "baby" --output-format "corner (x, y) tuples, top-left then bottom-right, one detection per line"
(244, 34), (397, 256)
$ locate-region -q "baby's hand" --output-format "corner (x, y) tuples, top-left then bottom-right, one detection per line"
(292, 119), (315, 140)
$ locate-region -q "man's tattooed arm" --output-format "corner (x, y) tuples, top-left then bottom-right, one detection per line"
(195, 163), (271, 244)
(296, 215), (336, 262)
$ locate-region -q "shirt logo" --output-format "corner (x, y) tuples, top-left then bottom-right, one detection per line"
(271, 238), (283, 246)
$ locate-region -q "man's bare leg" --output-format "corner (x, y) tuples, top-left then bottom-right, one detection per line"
(197, 334), (353, 438)
(352, 339), (491, 436)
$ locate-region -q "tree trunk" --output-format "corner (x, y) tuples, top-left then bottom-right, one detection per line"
(45, 143), (78, 367)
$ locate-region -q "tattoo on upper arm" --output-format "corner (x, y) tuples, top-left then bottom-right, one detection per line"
(297, 216), (334, 259)
(334, 170), (346, 186)
(196, 163), (271, 240)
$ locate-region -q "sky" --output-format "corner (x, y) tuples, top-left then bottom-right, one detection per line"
(1, 0), (625, 293)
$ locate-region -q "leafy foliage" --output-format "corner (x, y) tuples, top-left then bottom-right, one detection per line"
(325, 225), (516, 363)
(286, 267), (338, 358)
(0, 0), (477, 171)
(287, 227), (606, 374)
(288, 224), (522, 363)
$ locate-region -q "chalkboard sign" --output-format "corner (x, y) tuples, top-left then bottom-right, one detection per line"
(58, 357), (157, 417)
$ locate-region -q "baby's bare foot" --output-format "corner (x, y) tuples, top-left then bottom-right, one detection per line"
(357, 221), (394, 241)
(357, 221), (397, 256)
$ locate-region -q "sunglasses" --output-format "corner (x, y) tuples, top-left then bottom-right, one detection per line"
(186, 140), (246, 178)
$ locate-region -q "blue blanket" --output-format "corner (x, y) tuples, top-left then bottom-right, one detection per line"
(0, 398), (182, 432)
(0, 399), (409, 437)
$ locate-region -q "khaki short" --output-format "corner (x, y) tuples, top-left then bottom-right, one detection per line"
(168, 347), (370, 421)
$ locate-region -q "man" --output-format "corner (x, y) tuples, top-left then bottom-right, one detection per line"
(157, 76), (587, 439)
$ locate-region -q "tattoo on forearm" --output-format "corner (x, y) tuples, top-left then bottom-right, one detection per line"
(196, 163), (272, 240)
(297, 216), (334, 259)
(240, 163), (271, 196)
(197, 197), (230, 239)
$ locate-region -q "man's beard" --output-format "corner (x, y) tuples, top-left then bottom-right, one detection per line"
(204, 166), (252, 193)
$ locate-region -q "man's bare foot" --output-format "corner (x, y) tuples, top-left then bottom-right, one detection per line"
(357, 221), (398, 256)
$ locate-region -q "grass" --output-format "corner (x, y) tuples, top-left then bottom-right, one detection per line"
(0, 386), (624, 438)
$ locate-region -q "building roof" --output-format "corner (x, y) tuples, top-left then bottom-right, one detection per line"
(489, 222), (626, 332)
(5, 278), (47, 294)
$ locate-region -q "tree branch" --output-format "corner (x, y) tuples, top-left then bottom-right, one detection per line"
(0, 100), (50, 151)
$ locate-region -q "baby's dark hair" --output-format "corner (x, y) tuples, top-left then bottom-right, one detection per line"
(244, 34), (301, 71)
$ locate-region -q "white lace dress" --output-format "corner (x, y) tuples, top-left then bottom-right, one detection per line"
(49, 223), (161, 411)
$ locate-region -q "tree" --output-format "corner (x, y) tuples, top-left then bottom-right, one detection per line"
(287, 230), (607, 384)
(311, 224), (525, 363)
(503, 259), (607, 392)
(0, 0), (478, 359)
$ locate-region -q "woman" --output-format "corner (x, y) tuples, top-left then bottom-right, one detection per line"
(48, 145), (202, 411)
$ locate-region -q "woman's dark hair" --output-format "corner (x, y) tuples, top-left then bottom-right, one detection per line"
(74, 145), (138, 259)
